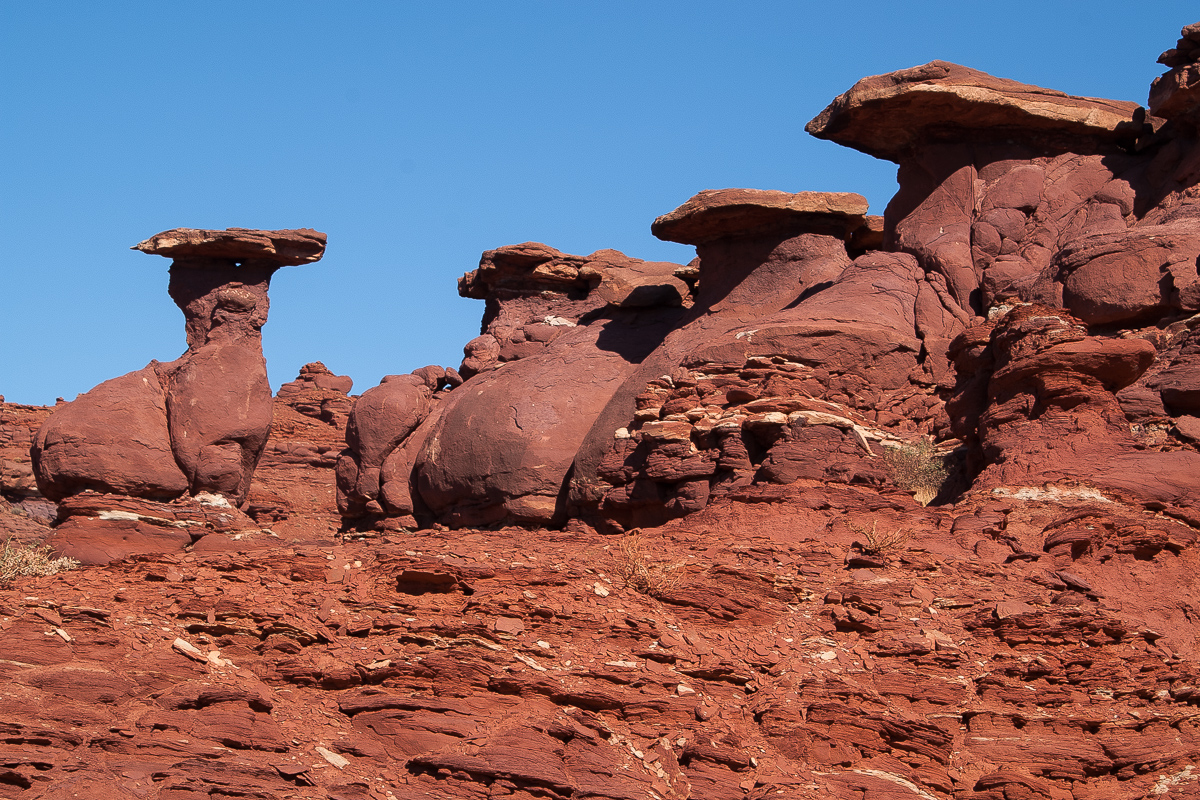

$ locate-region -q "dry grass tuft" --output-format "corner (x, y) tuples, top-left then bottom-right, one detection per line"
(0, 538), (79, 586)
(614, 531), (688, 598)
(882, 439), (950, 505)
(849, 520), (912, 559)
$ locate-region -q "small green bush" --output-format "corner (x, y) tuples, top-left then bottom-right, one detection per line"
(882, 439), (950, 505)
(0, 538), (79, 586)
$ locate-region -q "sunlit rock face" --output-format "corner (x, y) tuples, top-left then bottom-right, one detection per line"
(31, 227), (325, 563)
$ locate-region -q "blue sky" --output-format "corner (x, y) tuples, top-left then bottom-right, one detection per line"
(2, 2), (1195, 405)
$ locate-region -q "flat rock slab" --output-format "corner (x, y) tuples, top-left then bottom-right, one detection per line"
(807, 61), (1144, 162)
(651, 188), (868, 245)
(133, 227), (328, 266)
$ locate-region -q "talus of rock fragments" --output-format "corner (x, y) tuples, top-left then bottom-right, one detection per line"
(32, 227), (326, 563)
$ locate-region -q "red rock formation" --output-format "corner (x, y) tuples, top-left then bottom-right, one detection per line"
(569, 189), (873, 525)
(0, 400), (54, 544)
(8, 21), (1200, 800)
(415, 246), (690, 528)
(274, 361), (354, 427)
(1151, 22), (1200, 127)
(457, 242), (691, 376)
(337, 372), (438, 522)
(31, 228), (327, 563)
(808, 61), (1151, 315)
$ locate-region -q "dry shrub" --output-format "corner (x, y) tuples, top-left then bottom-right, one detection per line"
(882, 439), (949, 505)
(849, 519), (911, 559)
(0, 538), (79, 586)
(614, 532), (687, 598)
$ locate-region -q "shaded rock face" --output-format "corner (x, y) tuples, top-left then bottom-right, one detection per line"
(582, 248), (969, 529)
(457, 242), (691, 377)
(946, 306), (1171, 496)
(31, 228), (326, 562)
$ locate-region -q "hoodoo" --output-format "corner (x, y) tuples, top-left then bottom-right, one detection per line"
(31, 227), (326, 563)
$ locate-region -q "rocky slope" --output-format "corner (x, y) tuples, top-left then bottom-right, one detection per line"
(6, 20), (1200, 800)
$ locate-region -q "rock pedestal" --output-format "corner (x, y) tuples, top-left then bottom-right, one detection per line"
(807, 61), (1149, 315)
(32, 227), (326, 563)
(569, 189), (883, 527)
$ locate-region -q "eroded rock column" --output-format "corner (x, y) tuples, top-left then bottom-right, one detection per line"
(32, 227), (326, 563)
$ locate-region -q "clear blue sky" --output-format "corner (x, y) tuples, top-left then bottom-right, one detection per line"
(2, 2), (1195, 405)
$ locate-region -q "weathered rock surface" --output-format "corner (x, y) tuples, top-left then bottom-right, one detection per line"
(1151, 22), (1200, 126)
(31, 228), (326, 563)
(337, 372), (439, 521)
(1, 401), (53, 502)
(456, 242), (690, 377)
(650, 188), (868, 244)
(9, 21), (1200, 799)
(4, 476), (1200, 799)
(275, 361), (354, 428)
(244, 366), (353, 541)
(33, 365), (188, 502)
(806, 60), (1145, 162)
(131, 226), (327, 266)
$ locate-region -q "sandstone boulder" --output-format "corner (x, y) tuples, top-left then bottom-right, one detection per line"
(33, 365), (186, 501)
(415, 317), (671, 527)
(337, 373), (435, 518)
(1048, 223), (1200, 325)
